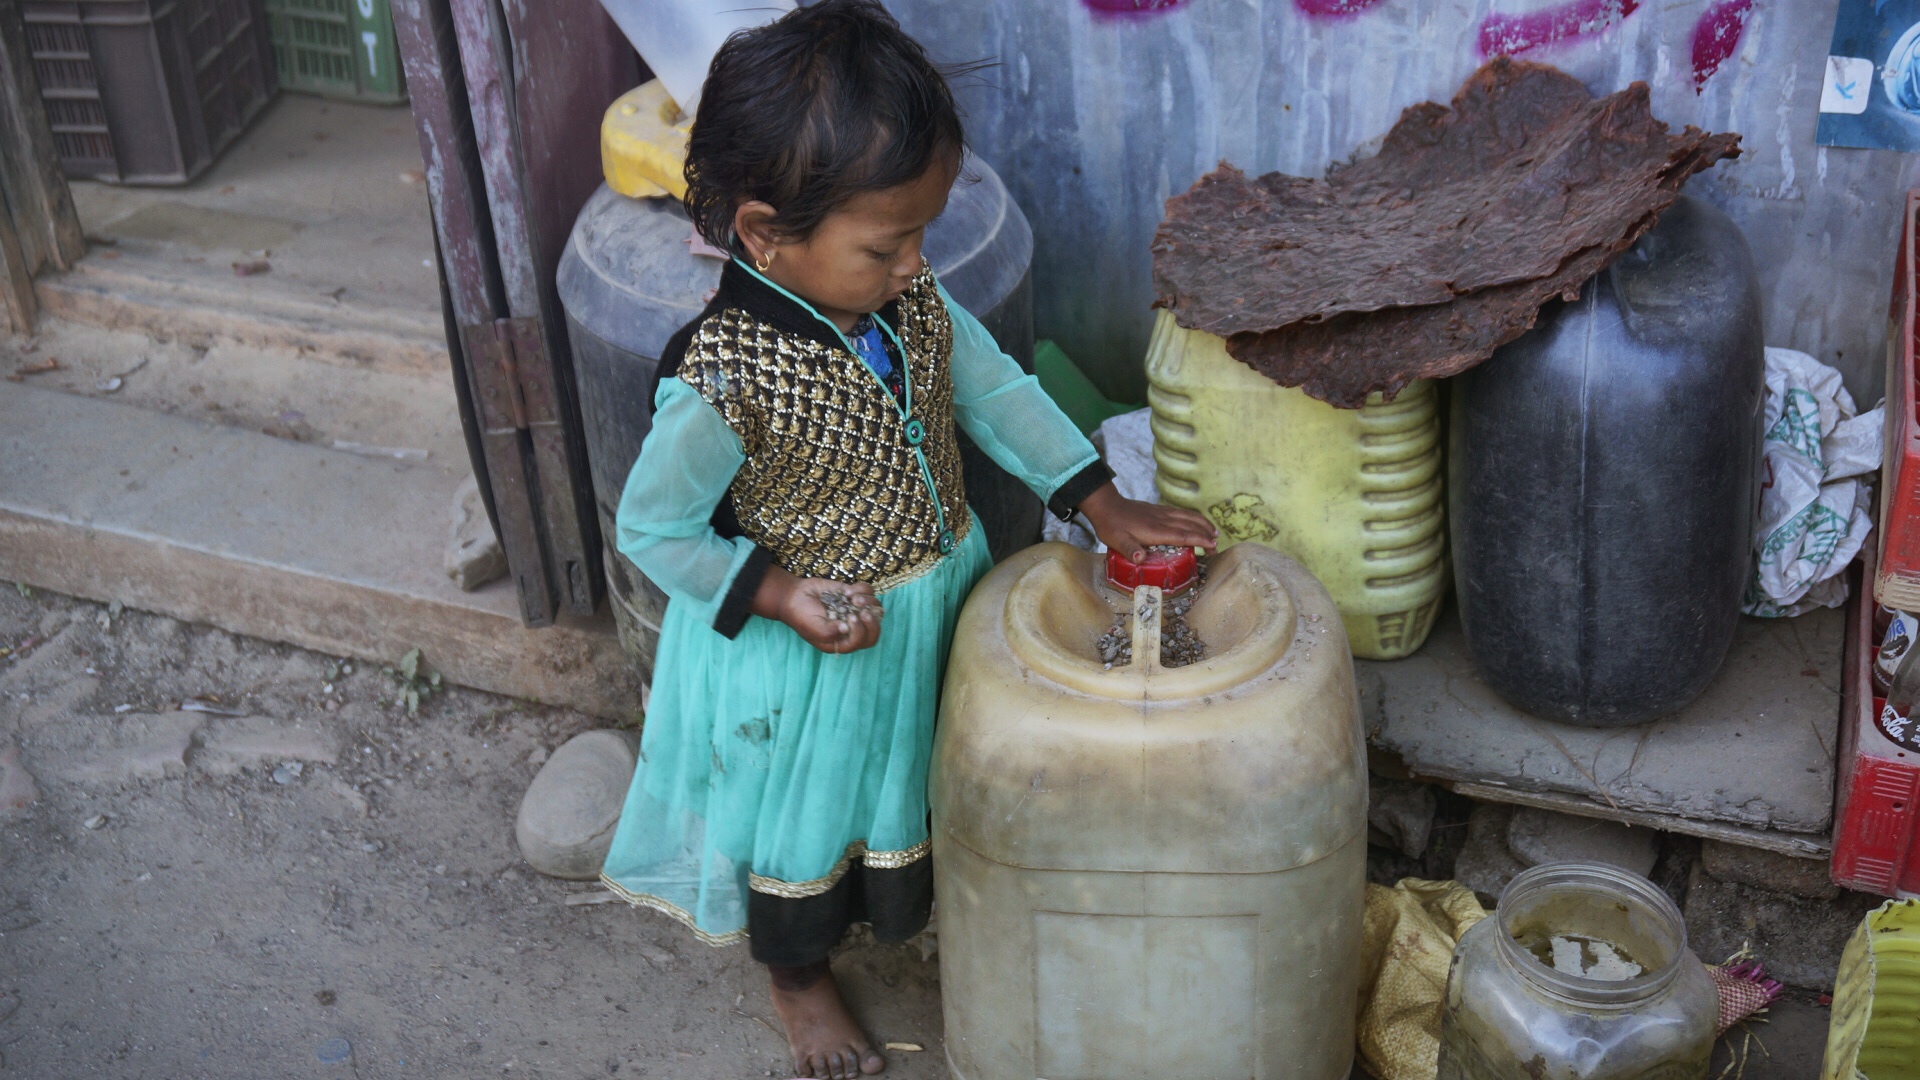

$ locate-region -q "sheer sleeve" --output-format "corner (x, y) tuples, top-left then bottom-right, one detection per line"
(614, 377), (768, 636)
(941, 284), (1113, 518)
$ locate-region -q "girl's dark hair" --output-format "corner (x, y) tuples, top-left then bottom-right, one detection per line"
(683, 0), (974, 249)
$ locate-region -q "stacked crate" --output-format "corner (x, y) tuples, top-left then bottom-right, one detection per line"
(21, 0), (276, 184)
(265, 0), (404, 103)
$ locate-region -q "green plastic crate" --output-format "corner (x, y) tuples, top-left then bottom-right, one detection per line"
(265, 0), (404, 103)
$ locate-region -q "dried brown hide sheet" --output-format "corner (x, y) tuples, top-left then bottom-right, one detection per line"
(1151, 58), (1740, 408)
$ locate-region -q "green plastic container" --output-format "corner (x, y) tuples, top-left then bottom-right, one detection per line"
(1033, 339), (1137, 436)
(266, 0), (404, 103)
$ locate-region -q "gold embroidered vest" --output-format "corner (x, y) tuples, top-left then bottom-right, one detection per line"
(677, 266), (971, 591)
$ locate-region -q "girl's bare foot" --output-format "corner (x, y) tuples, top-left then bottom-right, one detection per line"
(769, 968), (885, 1078)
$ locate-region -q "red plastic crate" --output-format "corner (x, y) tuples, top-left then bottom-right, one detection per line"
(1876, 190), (1920, 610)
(1833, 546), (1920, 898)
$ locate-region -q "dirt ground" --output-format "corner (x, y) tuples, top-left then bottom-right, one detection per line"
(0, 583), (1836, 1079)
(0, 585), (943, 1079)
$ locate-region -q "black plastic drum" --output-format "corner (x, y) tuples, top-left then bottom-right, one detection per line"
(1449, 194), (1766, 726)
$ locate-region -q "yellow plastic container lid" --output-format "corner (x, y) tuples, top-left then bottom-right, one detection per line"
(601, 79), (690, 200)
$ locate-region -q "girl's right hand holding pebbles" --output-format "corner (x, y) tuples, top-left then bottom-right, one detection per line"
(753, 567), (883, 654)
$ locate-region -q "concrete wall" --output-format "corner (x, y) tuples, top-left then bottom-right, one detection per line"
(892, 0), (1912, 404)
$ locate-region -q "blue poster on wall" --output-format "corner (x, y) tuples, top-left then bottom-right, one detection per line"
(1820, 0), (1920, 151)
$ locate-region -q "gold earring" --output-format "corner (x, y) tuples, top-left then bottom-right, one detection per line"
(754, 249), (775, 272)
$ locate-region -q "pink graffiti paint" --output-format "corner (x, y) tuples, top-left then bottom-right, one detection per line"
(1689, 0), (1754, 90)
(1478, 0), (1640, 58)
(1293, 0), (1390, 17)
(1083, 0), (1185, 17)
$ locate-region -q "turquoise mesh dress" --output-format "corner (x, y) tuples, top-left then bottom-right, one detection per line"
(600, 260), (1103, 958)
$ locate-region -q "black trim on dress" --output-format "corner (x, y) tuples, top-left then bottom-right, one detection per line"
(746, 856), (933, 966)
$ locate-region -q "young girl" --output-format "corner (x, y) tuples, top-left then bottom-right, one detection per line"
(599, 4), (1216, 1076)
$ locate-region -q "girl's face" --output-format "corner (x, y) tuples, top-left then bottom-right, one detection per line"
(734, 153), (960, 330)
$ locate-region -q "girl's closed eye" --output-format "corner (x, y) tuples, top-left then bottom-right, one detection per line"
(868, 248), (898, 262)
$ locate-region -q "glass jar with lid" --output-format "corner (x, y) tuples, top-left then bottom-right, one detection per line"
(1437, 862), (1718, 1080)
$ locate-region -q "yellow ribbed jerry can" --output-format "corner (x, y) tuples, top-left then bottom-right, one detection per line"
(1146, 311), (1446, 659)
(1824, 897), (1920, 1080)
(932, 541), (1367, 1080)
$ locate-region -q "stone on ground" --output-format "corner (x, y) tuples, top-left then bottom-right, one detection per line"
(1506, 806), (1658, 877)
(55, 713), (202, 787)
(192, 715), (341, 776)
(1699, 839), (1839, 901)
(1681, 864), (1879, 989)
(1367, 777), (1437, 858)
(515, 729), (640, 880)
(0, 742), (40, 814)
(445, 475), (507, 592)
(1453, 803), (1527, 905)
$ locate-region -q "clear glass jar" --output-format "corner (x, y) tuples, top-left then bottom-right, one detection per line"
(1437, 862), (1718, 1080)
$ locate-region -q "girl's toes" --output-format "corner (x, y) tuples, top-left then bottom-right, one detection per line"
(860, 1047), (887, 1074)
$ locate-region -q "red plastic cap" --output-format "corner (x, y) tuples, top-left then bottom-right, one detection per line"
(1106, 547), (1198, 595)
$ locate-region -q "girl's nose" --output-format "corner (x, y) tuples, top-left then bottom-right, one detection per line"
(891, 234), (925, 279)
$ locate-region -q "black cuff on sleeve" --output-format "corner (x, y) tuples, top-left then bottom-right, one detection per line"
(1047, 460), (1116, 521)
(714, 545), (775, 640)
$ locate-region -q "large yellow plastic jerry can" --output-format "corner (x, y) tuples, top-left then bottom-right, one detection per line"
(1145, 311), (1447, 659)
(932, 541), (1367, 1080)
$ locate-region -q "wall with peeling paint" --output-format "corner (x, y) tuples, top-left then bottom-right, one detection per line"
(890, 0), (1910, 403)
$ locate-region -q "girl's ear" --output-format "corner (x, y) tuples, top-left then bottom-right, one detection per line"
(732, 201), (782, 265)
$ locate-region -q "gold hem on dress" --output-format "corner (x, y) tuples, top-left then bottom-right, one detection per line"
(598, 874), (748, 947)
(747, 839), (932, 899)
(863, 838), (931, 869)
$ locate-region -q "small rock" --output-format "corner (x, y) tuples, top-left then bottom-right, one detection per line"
(316, 1037), (352, 1064)
(445, 476), (507, 591)
(1698, 839), (1839, 901)
(329, 779), (370, 817)
(516, 729), (641, 880)
(193, 717), (339, 776)
(271, 761), (305, 785)
(1681, 863), (1879, 989)
(1367, 777), (1437, 858)
(1505, 807), (1657, 877)
(83, 813), (109, 830)
(1453, 803), (1527, 905)
(526, 746), (549, 767)
(0, 743), (41, 814)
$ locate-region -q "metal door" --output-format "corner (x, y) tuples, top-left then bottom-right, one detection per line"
(392, 0), (638, 626)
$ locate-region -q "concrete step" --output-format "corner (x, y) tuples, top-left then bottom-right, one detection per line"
(1361, 607), (1842, 857)
(36, 251), (449, 378)
(0, 382), (639, 720)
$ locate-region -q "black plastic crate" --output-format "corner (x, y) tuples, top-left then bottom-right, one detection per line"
(21, 0), (278, 184)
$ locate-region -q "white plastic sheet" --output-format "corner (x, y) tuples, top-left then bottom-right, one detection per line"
(1743, 347), (1884, 618)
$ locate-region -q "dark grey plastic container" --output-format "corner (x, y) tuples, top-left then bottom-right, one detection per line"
(1449, 194), (1766, 727)
(559, 156), (1038, 678)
